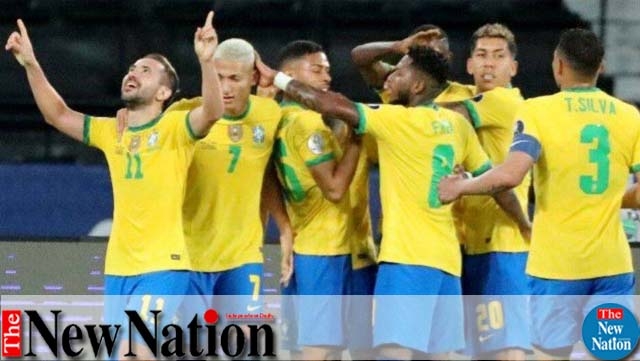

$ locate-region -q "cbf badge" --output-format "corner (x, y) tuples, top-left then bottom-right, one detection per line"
(307, 133), (325, 155)
(128, 135), (141, 153)
(582, 302), (640, 360)
(228, 124), (243, 142)
(147, 130), (159, 148)
(252, 125), (266, 145)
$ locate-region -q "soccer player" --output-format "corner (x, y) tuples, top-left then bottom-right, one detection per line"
(351, 24), (474, 104)
(162, 39), (292, 320)
(5, 12), (224, 360)
(273, 40), (363, 360)
(452, 23), (532, 361)
(438, 28), (640, 360)
(257, 45), (530, 359)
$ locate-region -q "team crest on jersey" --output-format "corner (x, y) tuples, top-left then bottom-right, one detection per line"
(147, 130), (159, 148)
(128, 135), (141, 153)
(513, 120), (525, 135)
(252, 125), (266, 145)
(307, 132), (325, 155)
(228, 124), (243, 142)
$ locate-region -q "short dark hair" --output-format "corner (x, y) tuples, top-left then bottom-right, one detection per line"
(556, 28), (604, 78)
(410, 24), (448, 39)
(277, 40), (325, 69)
(144, 53), (180, 105)
(410, 24), (449, 50)
(407, 45), (449, 85)
(470, 23), (517, 58)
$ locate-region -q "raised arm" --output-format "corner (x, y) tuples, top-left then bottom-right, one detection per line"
(187, 11), (224, 137)
(351, 29), (445, 89)
(255, 57), (361, 129)
(5, 19), (85, 141)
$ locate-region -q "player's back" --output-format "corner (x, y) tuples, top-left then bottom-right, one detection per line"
(356, 103), (490, 276)
(180, 95), (281, 272)
(523, 87), (640, 279)
(275, 102), (351, 256)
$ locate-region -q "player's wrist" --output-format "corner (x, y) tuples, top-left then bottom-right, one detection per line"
(274, 72), (293, 91)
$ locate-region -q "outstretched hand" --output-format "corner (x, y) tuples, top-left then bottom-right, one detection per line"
(194, 11), (218, 62)
(5, 19), (36, 67)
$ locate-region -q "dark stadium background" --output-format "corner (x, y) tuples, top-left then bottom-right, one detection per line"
(2, 0), (637, 294)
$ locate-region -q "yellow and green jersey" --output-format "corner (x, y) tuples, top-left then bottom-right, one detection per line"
(177, 95), (281, 272)
(274, 101), (352, 256)
(514, 87), (640, 279)
(355, 102), (491, 276)
(456, 86), (530, 254)
(84, 110), (196, 276)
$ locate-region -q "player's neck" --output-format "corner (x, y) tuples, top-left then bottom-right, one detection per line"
(126, 106), (163, 127)
(560, 81), (597, 90)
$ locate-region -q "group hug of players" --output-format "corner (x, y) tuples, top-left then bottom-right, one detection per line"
(6, 9), (640, 361)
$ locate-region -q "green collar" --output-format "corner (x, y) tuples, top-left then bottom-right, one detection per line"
(128, 113), (162, 132)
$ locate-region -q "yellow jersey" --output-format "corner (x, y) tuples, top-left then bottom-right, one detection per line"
(456, 87), (530, 254)
(516, 87), (640, 279)
(355, 103), (491, 276)
(176, 96), (281, 272)
(275, 101), (352, 256)
(83, 111), (196, 276)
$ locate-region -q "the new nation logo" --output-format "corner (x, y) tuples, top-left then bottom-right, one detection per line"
(582, 303), (640, 360)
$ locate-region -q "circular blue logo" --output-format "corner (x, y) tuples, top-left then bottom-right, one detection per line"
(582, 303), (640, 360)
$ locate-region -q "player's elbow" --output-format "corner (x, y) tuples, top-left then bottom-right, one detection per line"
(324, 187), (347, 203)
(500, 171), (523, 190)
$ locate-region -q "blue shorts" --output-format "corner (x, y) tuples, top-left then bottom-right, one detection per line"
(373, 262), (464, 354)
(347, 264), (377, 351)
(528, 273), (635, 350)
(294, 253), (351, 347)
(462, 252), (531, 356)
(104, 271), (193, 355)
(279, 275), (300, 352)
(187, 263), (264, 317)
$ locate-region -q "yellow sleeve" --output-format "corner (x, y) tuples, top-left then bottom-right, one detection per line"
(459, 116), (491, 176)
(355, 103), (407, 141)
(83, 115), (117, 151)
(165, 97), (203, 112)
(291, 111), (337, 167)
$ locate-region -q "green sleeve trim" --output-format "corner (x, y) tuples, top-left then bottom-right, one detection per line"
(305, 152), (335, 167)
(631, 164), (640, 173)
(463, 99), (481, 128)
(83, 114), (91, 145)
(185, 111), (204, 140)
(471, 161), (492, 177)
(355, 103), (367, 135)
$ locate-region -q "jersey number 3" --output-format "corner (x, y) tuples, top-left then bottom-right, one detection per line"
(580, 124), (610, 194)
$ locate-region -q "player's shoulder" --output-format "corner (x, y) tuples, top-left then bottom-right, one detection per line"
(166, 97), (202, 113)
(250, 95), (280, 116)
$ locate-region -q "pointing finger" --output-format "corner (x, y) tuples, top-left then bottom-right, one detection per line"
(204, 11), (214, 28)
(17, 19), (29, 38)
